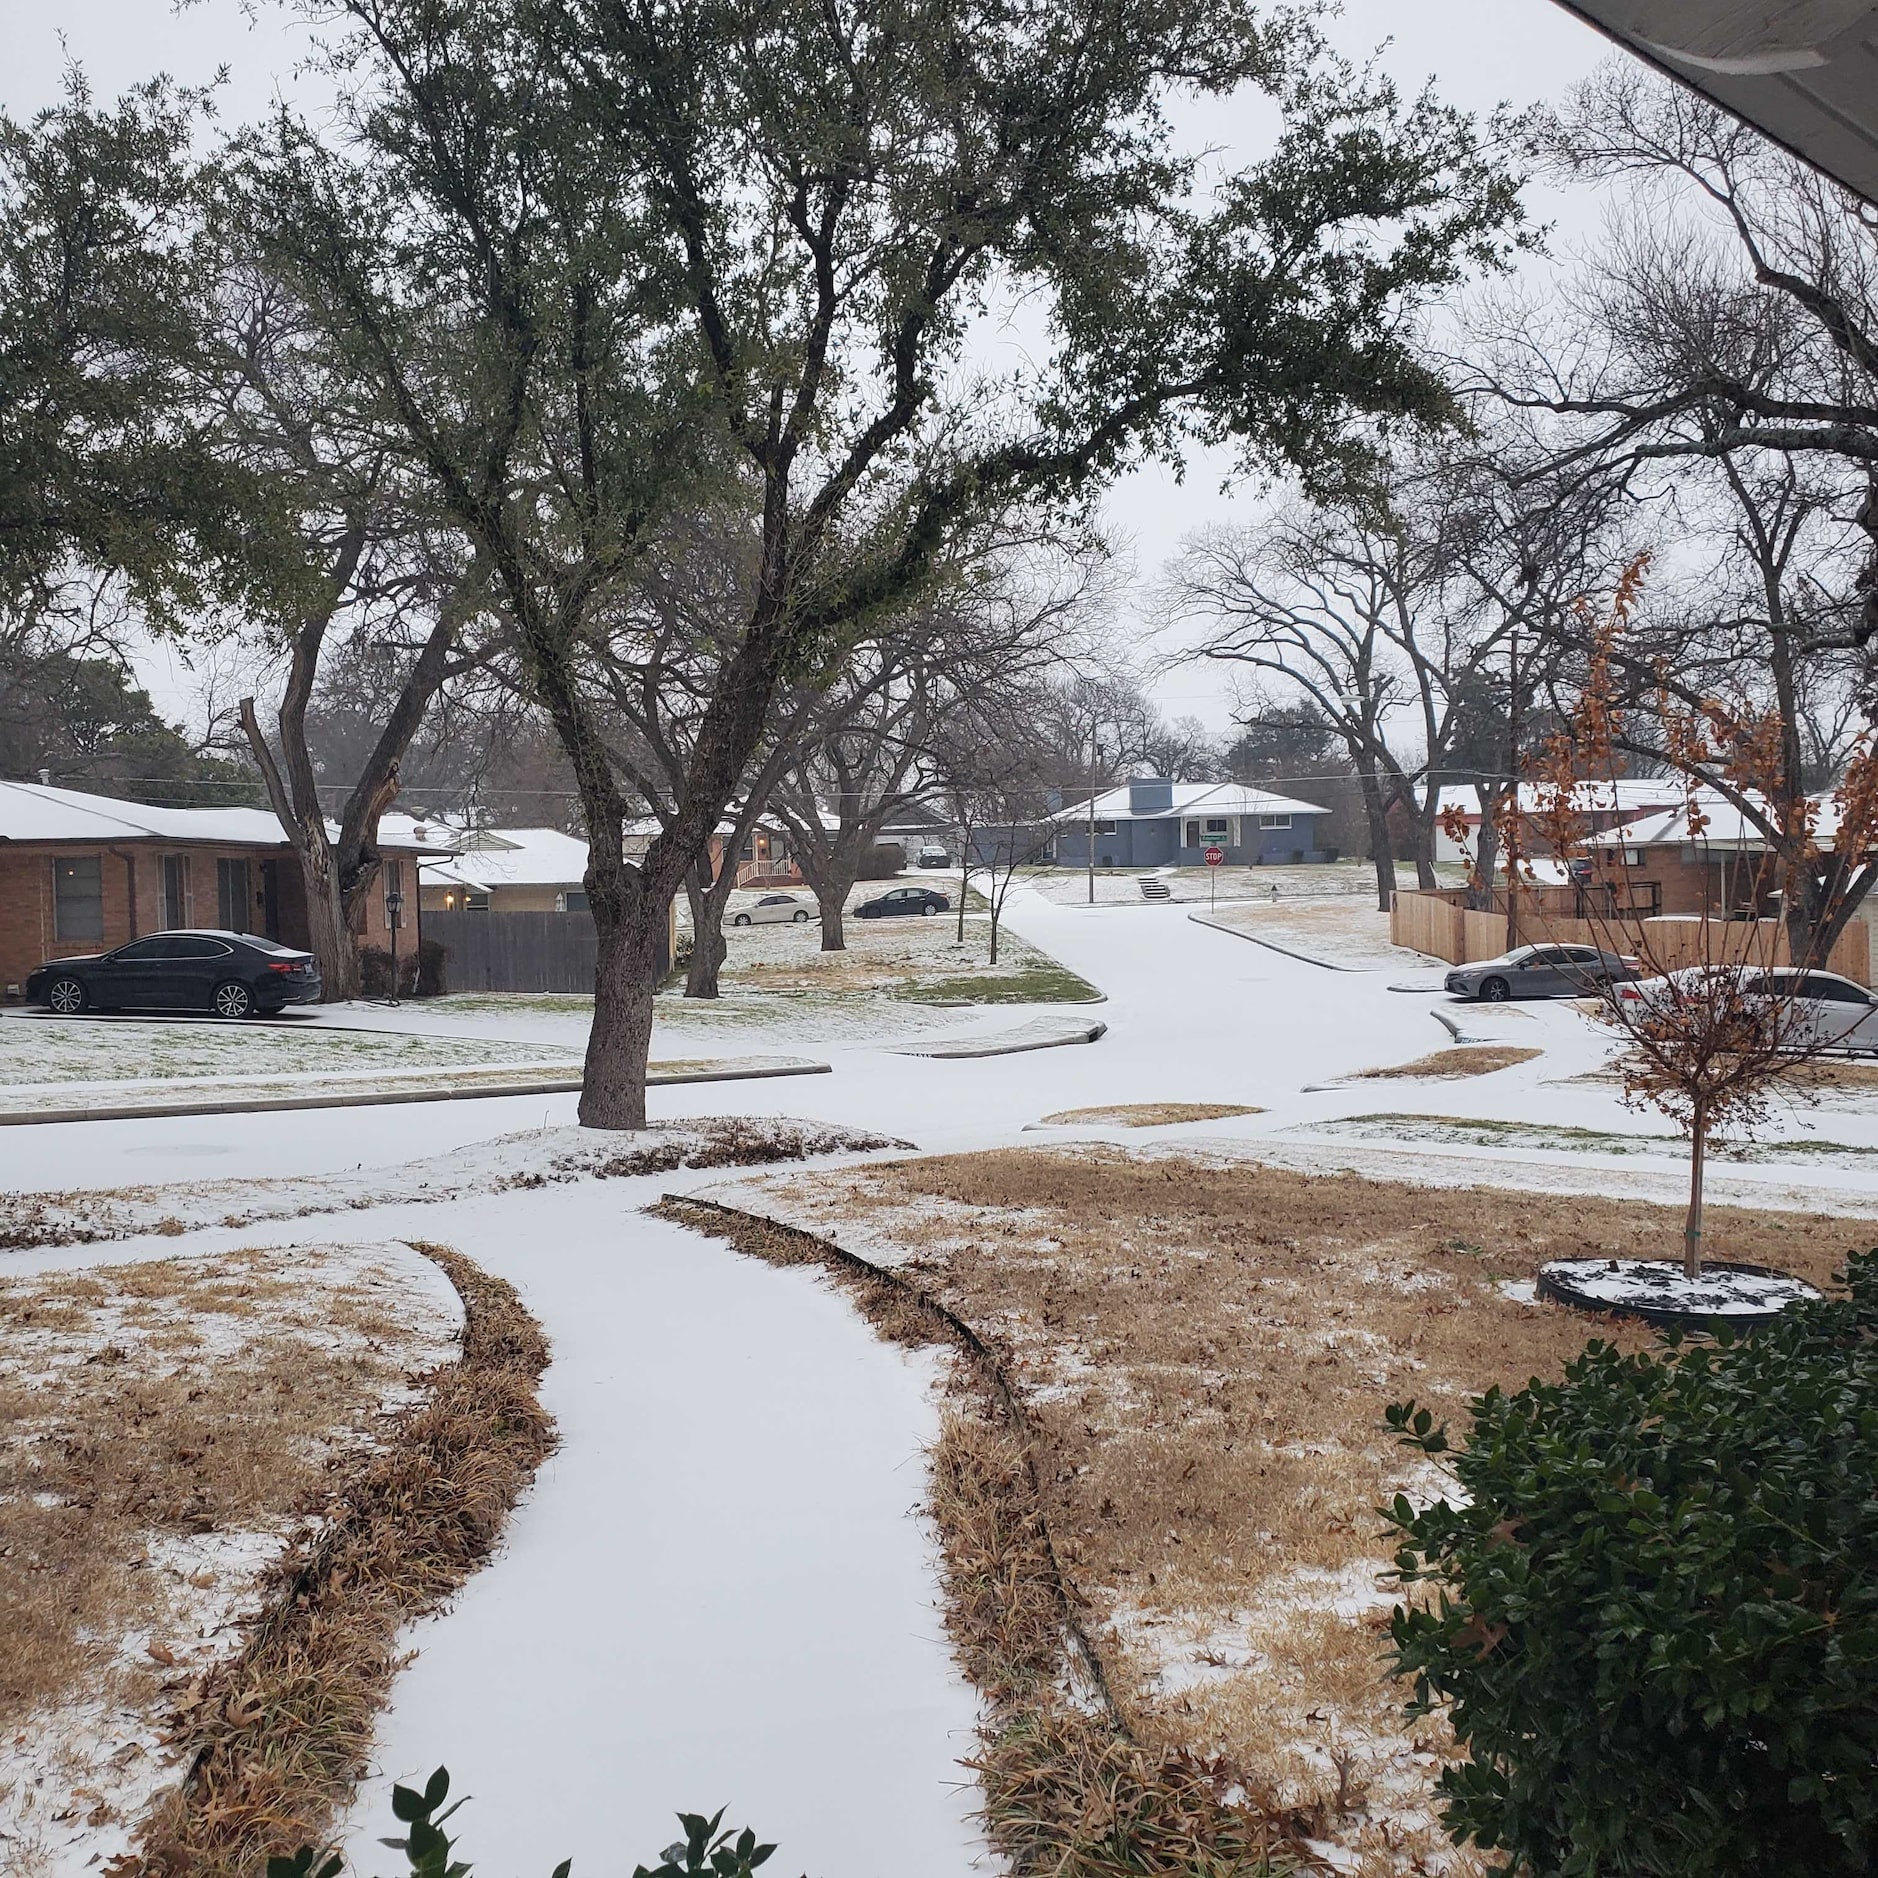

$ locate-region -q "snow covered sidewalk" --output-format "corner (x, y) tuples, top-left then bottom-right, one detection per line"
(326, 1183), (984, 1876)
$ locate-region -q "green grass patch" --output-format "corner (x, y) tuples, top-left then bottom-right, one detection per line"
(902, 962), (1102, 1005)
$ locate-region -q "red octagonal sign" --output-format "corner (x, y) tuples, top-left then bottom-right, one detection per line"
(1203, 845), (1225, 867)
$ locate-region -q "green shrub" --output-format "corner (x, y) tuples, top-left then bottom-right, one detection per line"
(1384, 1250), (1878, 1877)
(268, 1765), (781, 1878)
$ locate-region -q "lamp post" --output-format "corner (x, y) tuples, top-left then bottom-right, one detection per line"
(385, 887), (404, 1005)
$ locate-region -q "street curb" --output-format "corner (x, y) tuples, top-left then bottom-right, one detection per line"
(892, 1019), (1108, 1059)
(1185, 911), (1369, 973)
(0, 1059), (830, 1127)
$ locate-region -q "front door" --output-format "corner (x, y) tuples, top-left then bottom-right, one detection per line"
(260, 860), (282, 941)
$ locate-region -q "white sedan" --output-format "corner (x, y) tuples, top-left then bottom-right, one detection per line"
(1618, 965), (1878, 1053)
(730, 892), (813, 927)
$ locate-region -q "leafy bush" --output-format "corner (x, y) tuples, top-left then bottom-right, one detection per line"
(1385, 1251), (1878, 1876)
(358, 940), (445, 998)
(856, 844), (907, 880)
(412, 937), (448, 998)
(268, 1765), (781, 1878)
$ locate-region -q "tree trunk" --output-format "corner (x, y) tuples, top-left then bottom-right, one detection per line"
(1356, 762), (1397, 912)
(1469, 791), (1501, 914)
(820, 888), (848, 952)
(304, 846), (362, 999)
(684, 859), (734, 998)
(1684, 1112), (1707, 1281)
(1414, 808), (1438, 892)
(582, 888), (670, 1130)
(239, 696), (362, 1000)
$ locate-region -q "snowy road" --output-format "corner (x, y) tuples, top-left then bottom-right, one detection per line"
(8, 890), (1878, 1875)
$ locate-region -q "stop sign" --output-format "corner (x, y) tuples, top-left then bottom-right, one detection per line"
(1203, 845), (1224, 867)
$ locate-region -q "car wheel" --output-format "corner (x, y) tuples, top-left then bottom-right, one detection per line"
(213, 980), (255, 1020)
(921, 903), (936, 916)
(733, 913), (751, 927)
(47, 976), (88, 1015)
(1480, 976), (1511, 1003)
(792, 909), (809, 922)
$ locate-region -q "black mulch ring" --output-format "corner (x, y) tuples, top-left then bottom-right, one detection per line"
(1536, 1257), (1823, 1330)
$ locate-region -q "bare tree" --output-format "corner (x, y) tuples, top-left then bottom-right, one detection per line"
(770, 543), (1099, 949)
(1515, 562), (1878, 1280)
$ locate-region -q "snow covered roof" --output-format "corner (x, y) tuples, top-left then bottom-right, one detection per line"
(1050, 780), (1329, 824)
(0, 778), (293, 847)
(418, 825), (591, 891)
(1586, 789), (1861, 853)
(0, 779), (448, 851)
(1436, 779), (1689, 820)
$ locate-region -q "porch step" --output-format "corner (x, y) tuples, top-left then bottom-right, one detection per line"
(1139, 878), (1173, 901)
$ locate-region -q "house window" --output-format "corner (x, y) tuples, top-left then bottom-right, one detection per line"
(217, 857), (250, 932)
(1258, 814), (1292, 830)
(53, 856), (104, 940)
(1093, 819), (1117, 836)
(1204, 818), (1230, 837)
(559, 889), (590, 912)
(161, 854), (187, 928)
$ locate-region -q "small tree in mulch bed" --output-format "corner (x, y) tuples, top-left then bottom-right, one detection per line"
(1484, 557), (1878, 1282)
(1382, 1251), (1878, 1877)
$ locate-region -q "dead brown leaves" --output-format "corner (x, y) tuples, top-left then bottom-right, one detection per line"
(132, 1242), (554, 1877)
(1041, 1104), (1265, 1128)
(1352, 1047), (1541, 1081)
(749, 1147), (1849, 1873)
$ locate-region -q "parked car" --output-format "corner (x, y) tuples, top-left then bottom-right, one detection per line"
(1444, 943), (1642, 1002)
(23, 930), (322, 1018)
(856, 885), (950, 919)
(1619, 964), (1878, 1053)
(915, 844), (953, 868)
(730, 892), (813, 927)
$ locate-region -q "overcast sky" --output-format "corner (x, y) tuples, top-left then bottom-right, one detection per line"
(7, 1), (1622, 738)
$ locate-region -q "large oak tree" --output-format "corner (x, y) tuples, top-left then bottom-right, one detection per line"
(262, 0), (1527, 1127)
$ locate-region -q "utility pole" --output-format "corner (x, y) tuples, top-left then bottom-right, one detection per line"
(1086, 735), (1101, 906)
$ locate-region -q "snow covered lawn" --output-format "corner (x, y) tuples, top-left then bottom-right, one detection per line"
(0, 1013), (579, 1087)
(1304, 1111), (1878, 1167)
(0, 1118), (900, 1250)
(0, 1240), (461, 1878)
(718, 1144), (1852, 1875)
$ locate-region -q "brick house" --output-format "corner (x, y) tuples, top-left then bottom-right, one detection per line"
(0, 780), (428, 997)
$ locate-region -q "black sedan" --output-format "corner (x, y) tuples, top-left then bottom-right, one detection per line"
(856, 885), (951, 919)
(24, 930), (322, 1019)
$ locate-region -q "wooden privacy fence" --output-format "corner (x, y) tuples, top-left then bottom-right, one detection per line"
(427, 909), (602, 994)
(1390, 889), (1874, 986)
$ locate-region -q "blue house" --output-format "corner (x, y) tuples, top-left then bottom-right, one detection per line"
(1052, 778), (1336, 869)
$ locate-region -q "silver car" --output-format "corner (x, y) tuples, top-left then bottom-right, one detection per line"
(1445, 943), (1642, 1003)
(730, 892), (813, 927)
(1618, 965), (1878, 1053)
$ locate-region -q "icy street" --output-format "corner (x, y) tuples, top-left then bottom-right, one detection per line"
(7, 890), (1878, 1877)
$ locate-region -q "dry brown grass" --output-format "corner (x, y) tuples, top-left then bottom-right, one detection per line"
(1351, 1046), (1541, 1081)
(740, 1148), (1853, 1874)
(1041, 1104), (1264, 1128)
(0, 1244), (455, 1869)
(130, 1241), (554, 1877)
(656, 1196), (1301, 1876)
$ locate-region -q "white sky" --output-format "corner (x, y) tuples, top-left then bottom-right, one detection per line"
(5, 0), (1621, 738)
